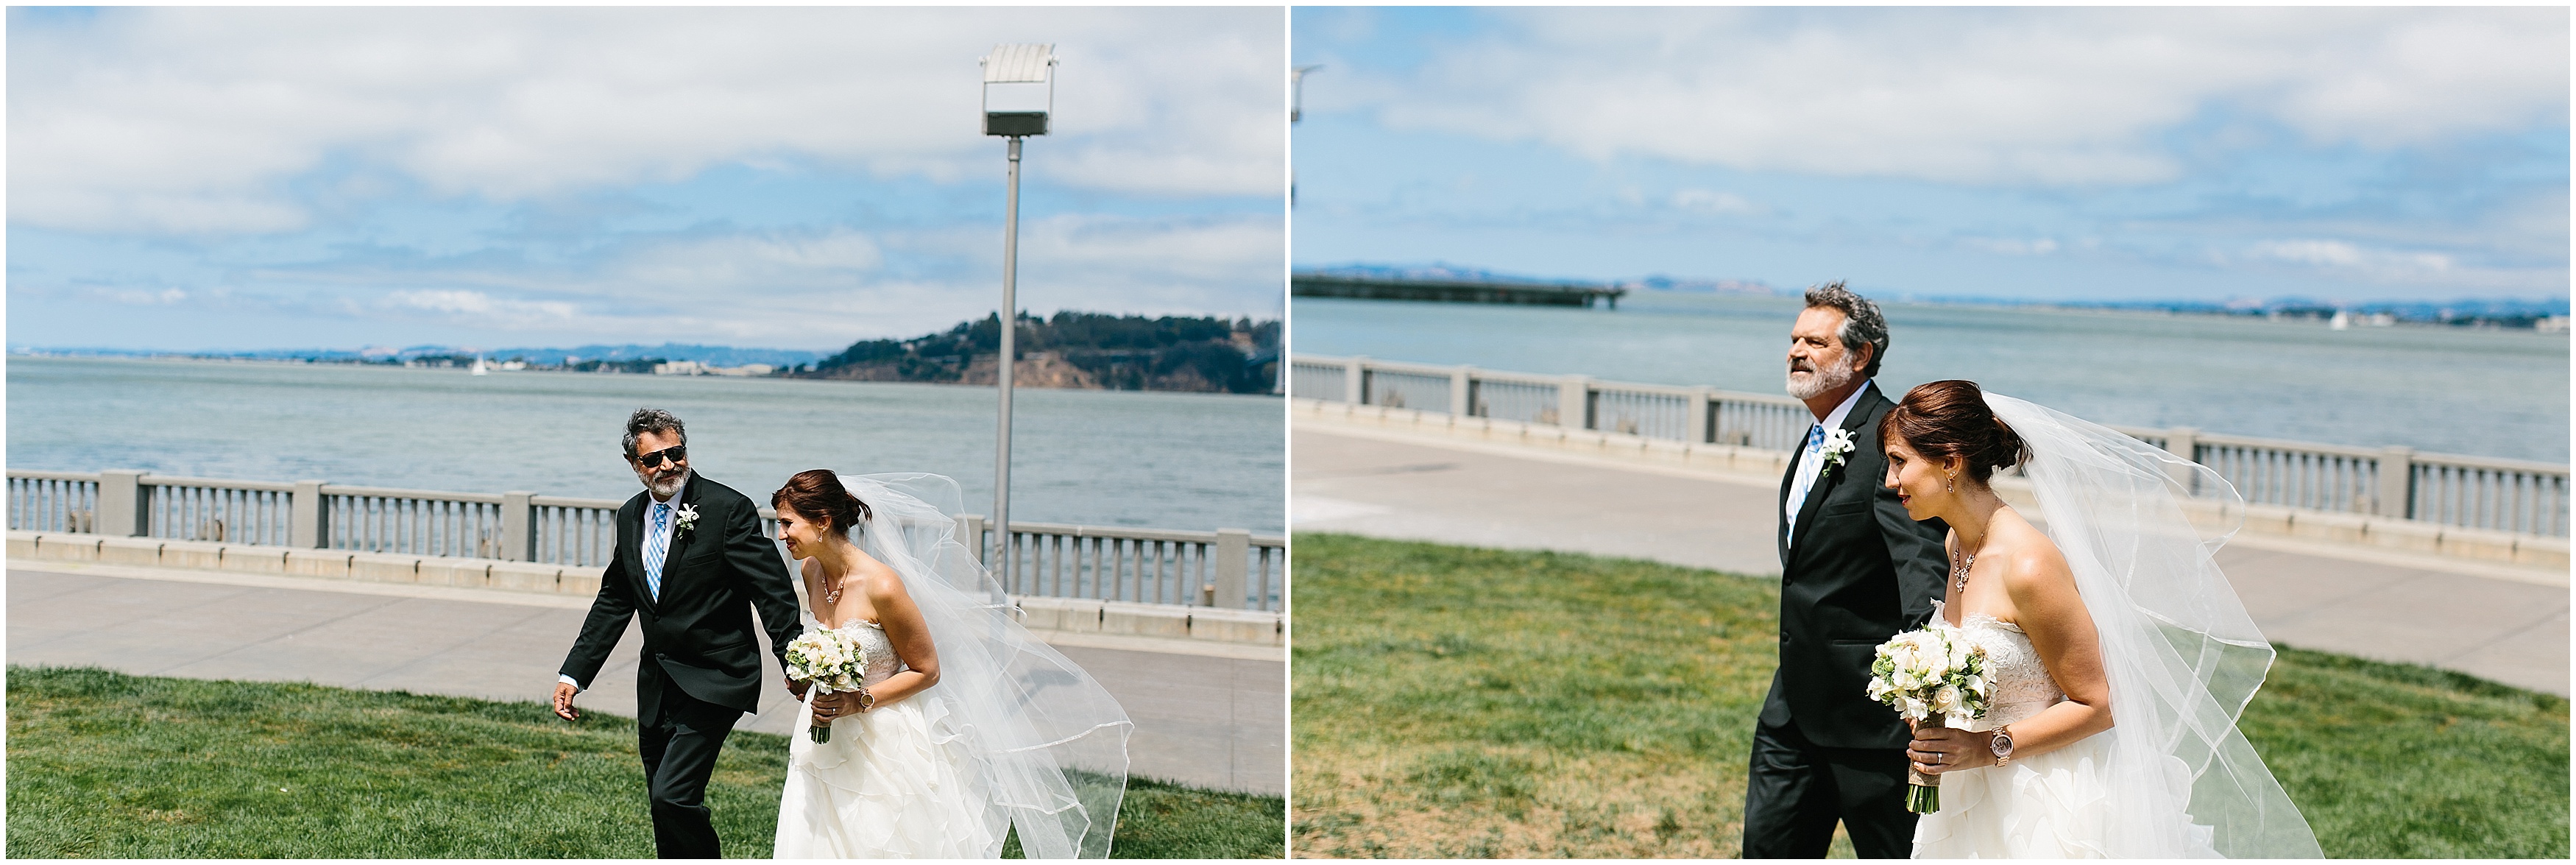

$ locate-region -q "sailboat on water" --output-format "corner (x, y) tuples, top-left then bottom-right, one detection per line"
(471, 353), (490, 375)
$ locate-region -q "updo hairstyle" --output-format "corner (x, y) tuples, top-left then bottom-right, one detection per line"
(772, 469), (874, 535)
(1880, 380), (2029, 485)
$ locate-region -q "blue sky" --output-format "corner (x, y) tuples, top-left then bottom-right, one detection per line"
(1290, 7), (2569, 305)
(8, 7), (1287, 352)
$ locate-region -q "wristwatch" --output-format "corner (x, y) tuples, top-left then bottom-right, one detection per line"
(1989, 727), (2016, 766)
(855, 686), (877, 713)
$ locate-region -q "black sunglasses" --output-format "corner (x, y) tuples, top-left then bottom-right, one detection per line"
(632, 445), (687, 467)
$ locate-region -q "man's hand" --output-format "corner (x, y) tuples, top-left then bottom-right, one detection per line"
(553, 682), (581, 721)
(785, 677), (810, 699)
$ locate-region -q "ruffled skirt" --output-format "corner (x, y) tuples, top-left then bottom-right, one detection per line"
(1910, 730), (2217, 859)
(773, 695), (1005, 858)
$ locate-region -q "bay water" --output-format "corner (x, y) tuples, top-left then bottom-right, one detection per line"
(1292, 294), (2570, 463)
(7, 356), (1284, 533)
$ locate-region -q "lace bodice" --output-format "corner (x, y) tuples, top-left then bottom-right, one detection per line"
(812, 615), (906, 688)
(1952, 610), (2066, 731)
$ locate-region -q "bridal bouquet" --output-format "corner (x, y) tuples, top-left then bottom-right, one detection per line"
(784, 629), (868, 744)
(1866, 625), (1990, 813)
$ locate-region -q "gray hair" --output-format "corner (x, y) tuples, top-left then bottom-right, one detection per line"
(1803, 280), (1889, 378)
(623, 407), (687, 459)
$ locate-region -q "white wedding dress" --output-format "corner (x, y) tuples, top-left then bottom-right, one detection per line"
(766, 473), (1133, 860)
(772, 614), (1003, 858)
(1911, 609), (2214, 858)
(1901, 395), (2321, 859)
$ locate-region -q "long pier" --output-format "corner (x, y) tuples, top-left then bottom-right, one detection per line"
(1292, 273), (1626, 308)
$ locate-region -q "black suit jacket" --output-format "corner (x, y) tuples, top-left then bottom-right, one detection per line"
(1759, 384), (1949, 750)
(559, 473), (804, 716)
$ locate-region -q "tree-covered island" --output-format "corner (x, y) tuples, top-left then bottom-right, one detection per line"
(796, 311), (1281, 395)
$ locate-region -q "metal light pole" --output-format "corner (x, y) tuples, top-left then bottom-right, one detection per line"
(1290, 65), (1320, 207)
(981, 43), (1055, 592)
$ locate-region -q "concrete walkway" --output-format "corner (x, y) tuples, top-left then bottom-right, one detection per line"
(1295, 423), (2569, 696)
(6, 561), (1284, 796)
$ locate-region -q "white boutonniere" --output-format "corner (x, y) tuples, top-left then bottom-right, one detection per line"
(674, 503), (701, 537)
(1819, 428), (1856, 476)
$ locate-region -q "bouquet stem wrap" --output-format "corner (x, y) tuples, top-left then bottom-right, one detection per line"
(1906, 716), (1945, 813)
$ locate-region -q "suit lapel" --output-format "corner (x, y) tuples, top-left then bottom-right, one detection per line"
(660, 481), (703, 590)
(621, 498), (657, 613)
(1788, 386), (1887, 551)
(1777, 440), (1805, 567)
(626, 480), (701, 613)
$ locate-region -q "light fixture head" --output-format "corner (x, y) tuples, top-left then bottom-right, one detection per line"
(980, 43), (1055, 137)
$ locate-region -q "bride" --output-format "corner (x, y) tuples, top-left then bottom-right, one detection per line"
(766, 469), (1132, 858)
(1879, 381), (2321, 858)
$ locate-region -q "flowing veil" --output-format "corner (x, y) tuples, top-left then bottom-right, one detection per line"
(1986, 394), (2321, 858)
(829, 472), (1133, 858)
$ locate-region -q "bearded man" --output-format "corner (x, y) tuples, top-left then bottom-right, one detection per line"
(1740, 282), (1950, 858)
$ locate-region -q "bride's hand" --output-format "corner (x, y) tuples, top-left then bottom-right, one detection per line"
(1908, 725), (1992, 774)
(810, 691), (845, 721)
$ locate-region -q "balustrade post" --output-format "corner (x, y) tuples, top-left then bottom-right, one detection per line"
(501, 491), (534, 561)
(1213, 528), (1250, 609)
(291, 480), (329, 548)
(958, 514), (988, 564)
(2161, 427), (2201, 492)
(1343, 356), (1367, 404)
(2376, 446), (2416, 519)
(1449, 366), (1473, 417)
(98, 470), (148, 537)
(1558, 375), (1592, 429)
(1688, 387), (1714, 444)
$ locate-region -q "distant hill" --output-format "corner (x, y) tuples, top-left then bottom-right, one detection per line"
(799, 311), (1282, 395)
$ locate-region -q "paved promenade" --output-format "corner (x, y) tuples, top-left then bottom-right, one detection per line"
(6, 562), (1284, 796)
(1295, 423), (2569, 696)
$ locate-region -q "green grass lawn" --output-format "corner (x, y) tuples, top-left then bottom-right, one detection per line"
(5, 665), (1283, 858)
(1289, 533), (2569, 858)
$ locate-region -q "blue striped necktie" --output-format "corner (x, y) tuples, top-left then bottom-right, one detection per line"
(645, 502), (670, 600)
(1787, 424), (1827, 543)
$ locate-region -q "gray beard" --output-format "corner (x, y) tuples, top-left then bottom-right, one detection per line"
(640, 467), (692, 499)
(1786, 363), (1855, 400)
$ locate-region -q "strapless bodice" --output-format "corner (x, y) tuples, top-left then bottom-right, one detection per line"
(809, 615), (905, 687)
(1950, 610), (2066, 731)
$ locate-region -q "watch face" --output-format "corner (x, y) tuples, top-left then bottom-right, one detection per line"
(1991, 732), (2014, 756)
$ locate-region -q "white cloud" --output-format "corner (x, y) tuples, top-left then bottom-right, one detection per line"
(2249, 239), (2452, 274)
(383, 289), (578, 322)
(84, 287), (189, 306)
(9, 7), (1284, 234)
(1669, 188), (1763, 215)
(613, 229), (885, 292)
(1331, 7), (2566, 186)
(1964, 237), (2059, 256)
(92, 213), (1287, 347)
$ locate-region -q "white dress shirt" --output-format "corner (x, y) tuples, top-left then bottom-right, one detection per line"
(1784, 381), (1875, 547)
